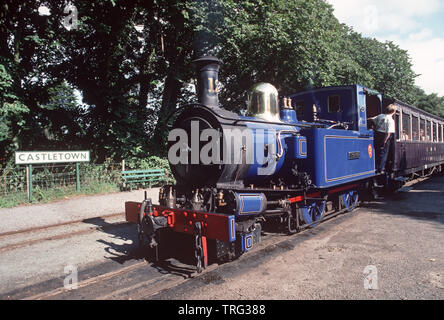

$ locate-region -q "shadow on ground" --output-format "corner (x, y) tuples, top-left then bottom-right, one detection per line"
(82, 218), (199, 278)
(360, 174), (444, 225)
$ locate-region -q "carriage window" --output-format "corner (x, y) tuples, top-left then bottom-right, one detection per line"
(294, 100), (305, 119)
(328, 95), (340, 113)
(401, 113), (411, 140)
(395, 113), (400, 140)
(412, 116), (419, 141)
(433, 122), (437, 142)
(431, 122), (434, 141)
(426, 120), (431, 141)
(439, 124), (443, 142)
(420, 119), (426, 141)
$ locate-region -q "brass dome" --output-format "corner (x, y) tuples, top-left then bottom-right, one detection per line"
(247, 83), (281, 122)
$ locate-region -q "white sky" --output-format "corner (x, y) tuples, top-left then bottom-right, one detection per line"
(327, 0), (444, 96)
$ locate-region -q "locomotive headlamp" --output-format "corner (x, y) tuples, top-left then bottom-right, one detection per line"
(247, 83), (282, 122)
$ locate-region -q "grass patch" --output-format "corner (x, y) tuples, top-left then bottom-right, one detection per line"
(0, 192), (28, 208)
(0, 182), (119, 208)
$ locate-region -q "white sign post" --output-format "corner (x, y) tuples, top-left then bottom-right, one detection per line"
(14, 151), (91, 202)
(15, 151), (90, 165)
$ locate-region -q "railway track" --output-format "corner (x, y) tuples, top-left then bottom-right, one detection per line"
(0, 212), (128, 253)
(0, 212), (124, 238)
(12, 206), (361, 300)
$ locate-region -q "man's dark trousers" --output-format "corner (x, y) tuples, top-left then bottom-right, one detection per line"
(374, 131), (392, 172)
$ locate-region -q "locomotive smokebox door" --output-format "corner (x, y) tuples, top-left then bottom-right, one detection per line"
(193, 56), (222, 108)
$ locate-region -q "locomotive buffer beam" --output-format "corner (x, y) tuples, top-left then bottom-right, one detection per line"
(125, 202), (236, 243)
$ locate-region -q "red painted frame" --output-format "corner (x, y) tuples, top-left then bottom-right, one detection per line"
(125, 201), (234, 243)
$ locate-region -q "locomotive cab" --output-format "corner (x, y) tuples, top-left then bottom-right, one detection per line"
(288, 85), (379, 188)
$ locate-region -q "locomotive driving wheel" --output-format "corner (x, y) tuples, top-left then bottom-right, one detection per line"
(301, 200), (326, 227)
(341, 190), (359, 212)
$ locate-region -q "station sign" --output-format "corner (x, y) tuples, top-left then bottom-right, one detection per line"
(15, 151), (90, 165)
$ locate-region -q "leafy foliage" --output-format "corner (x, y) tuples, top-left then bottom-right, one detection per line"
(412, 86), (444, 117)
(0, 63), (29, 159)
(0, 0), (442, 165)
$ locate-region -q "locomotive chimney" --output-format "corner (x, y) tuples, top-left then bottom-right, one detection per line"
(192, 56), (222, 108)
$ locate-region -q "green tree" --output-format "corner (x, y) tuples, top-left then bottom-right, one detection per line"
(39, 81), (86, 148)
(189, 0), (376, 112)
(345, 32), (417, 103)
(55, 0), (197, 159)
(0, 0), (441, 165)
(0, 63), (29, 160)
(412, 86), (444, 117)
(0, 1), (73, 158)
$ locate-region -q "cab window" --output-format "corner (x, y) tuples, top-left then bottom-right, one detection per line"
(327, 95), (340, 113)
(294, 100), (305, 119)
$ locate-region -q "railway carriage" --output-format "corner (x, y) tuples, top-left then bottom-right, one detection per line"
(125, 56), (444, 272)
(384, 99), (444, 180)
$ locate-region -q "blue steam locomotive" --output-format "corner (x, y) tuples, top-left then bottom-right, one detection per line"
(125, 56), (444, 272)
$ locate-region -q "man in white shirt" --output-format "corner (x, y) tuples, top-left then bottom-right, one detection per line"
(369, 104), (397, 173)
